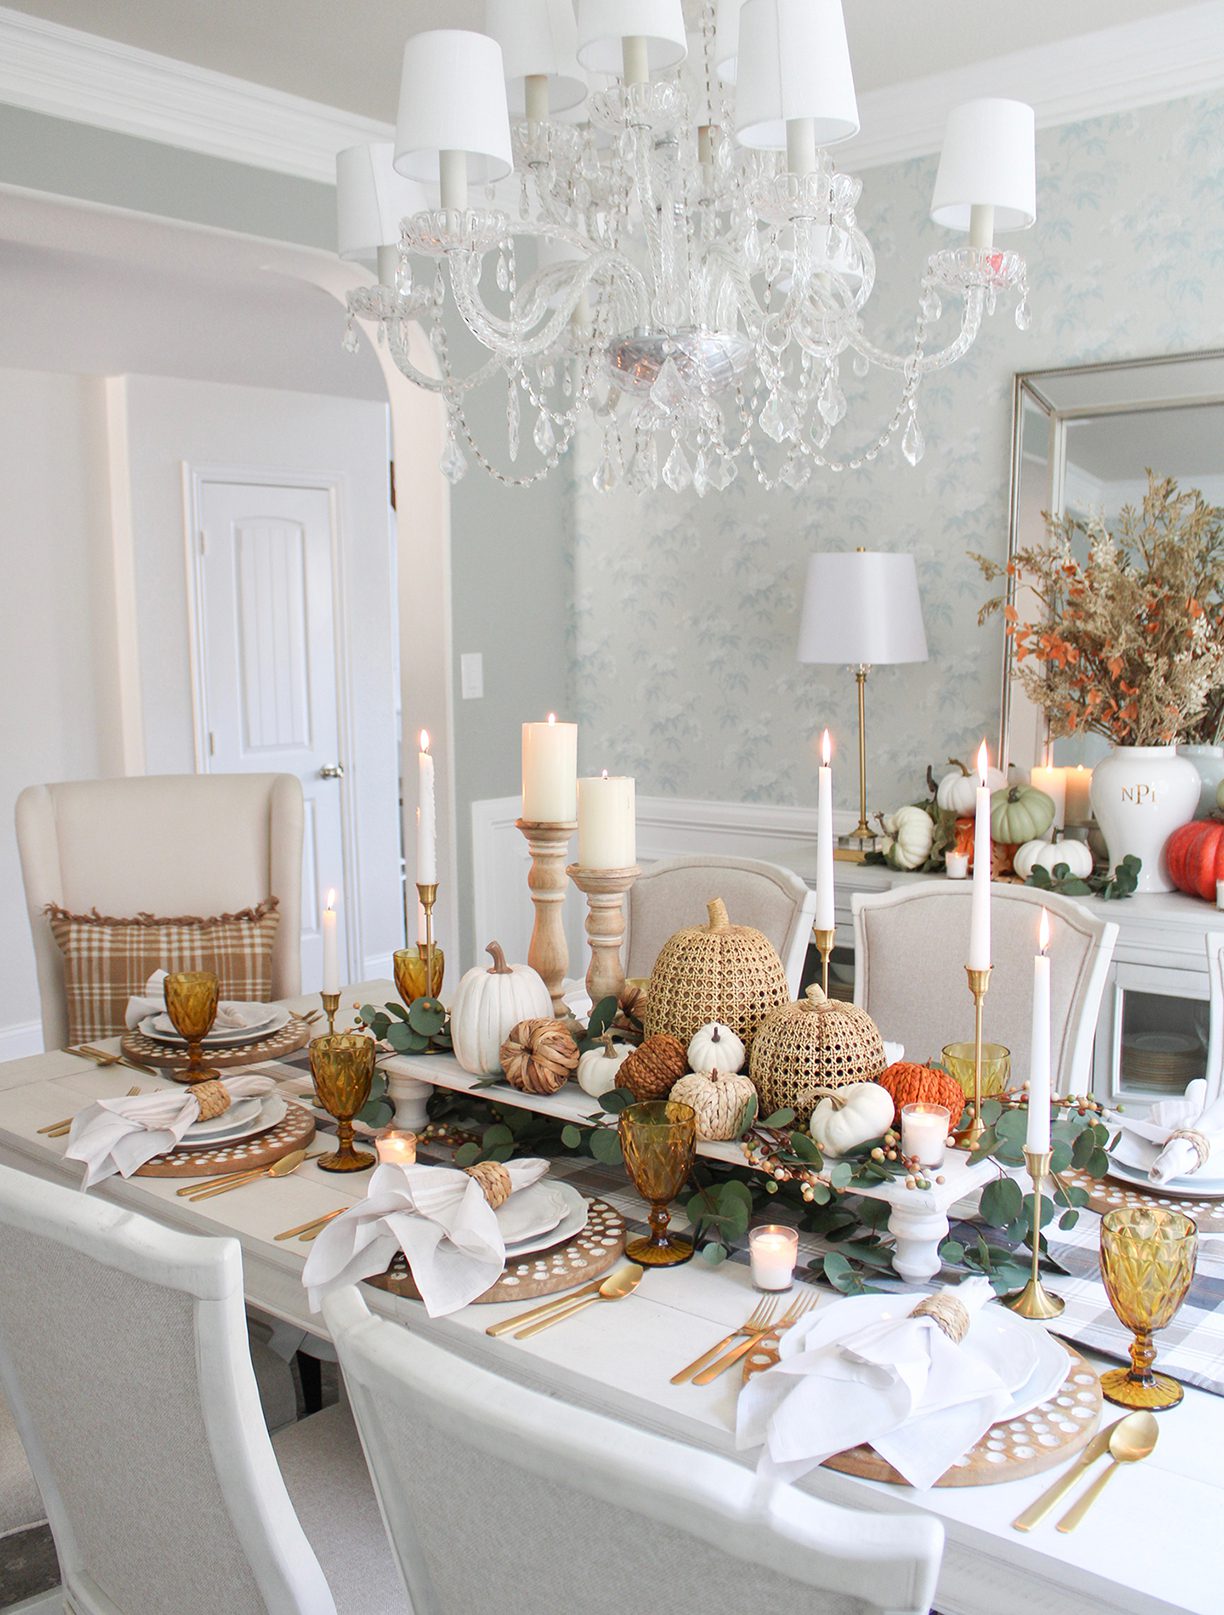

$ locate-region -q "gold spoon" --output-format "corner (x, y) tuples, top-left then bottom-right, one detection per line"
(1056, 1411), (1159, 1532)
(514, 1264), (643, 1339)
(183, 1147), (313, 1200)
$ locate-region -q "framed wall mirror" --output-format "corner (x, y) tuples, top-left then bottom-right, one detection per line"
(1001, 349), (1224, 775)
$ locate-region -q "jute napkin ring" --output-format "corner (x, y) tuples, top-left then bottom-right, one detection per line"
(910, 1293), (969, 1344)
(192, 1080), (232, 1122)
(1169, 1128), (1210, 1170)
(465, 1161), (512, 1210)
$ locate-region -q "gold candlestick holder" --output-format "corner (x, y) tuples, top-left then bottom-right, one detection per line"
(1004, 1147), (1066, 1319)
(953, 965), (992, 1152)
(320, 991), (340, 1036)
(517, 819), (576, 1016)
(417, 882), (439, 1002)
(812, 927), (836, 997)
(567, 864), (641, 1007)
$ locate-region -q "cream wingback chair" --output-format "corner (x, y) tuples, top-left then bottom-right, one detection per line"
(625, 855), (817, 995)
(16, 773), (304, 1050)
(853, 882), (1117, 1095)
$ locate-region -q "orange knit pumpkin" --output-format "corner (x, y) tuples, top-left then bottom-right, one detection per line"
(877, 1061), (966, 1129)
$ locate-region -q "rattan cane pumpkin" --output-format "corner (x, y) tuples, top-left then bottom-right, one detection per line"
(749, 985), (887, 1125)
(643, 898), (789, 1052)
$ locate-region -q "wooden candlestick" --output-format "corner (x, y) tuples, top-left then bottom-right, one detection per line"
(567, 864), (641, 1007)
(517, 819), (576, 1016)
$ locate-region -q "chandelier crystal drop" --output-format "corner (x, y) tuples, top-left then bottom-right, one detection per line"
(336, 0), (1037, 494)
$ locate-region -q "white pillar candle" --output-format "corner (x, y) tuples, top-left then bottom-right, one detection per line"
(815, 729), (835, 930)
(322, 888), (340, 995)
(375, 1128), (418, 1166)
(1026, 908), (1052, 1154)
(945, 851), (969, 879)
(417, 730), (437, 884)
(1031, 766), (1066, 833)
(901, 1103), (950, 1169)
(577, 771), (636, 867)
(522, 713), (578, 821)
(749, 1224), (798, 1291)
(1065, 764), (1092, 825)
(968, 740), (993, 972)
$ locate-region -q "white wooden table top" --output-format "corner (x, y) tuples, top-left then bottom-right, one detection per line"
(1, 982), (1220, 1615)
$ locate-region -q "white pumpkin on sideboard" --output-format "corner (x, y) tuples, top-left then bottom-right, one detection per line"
(450, 941), (553, 1075)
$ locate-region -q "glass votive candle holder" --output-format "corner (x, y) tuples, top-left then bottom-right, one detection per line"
(375, 1127), (417, 1166)
(749, 1224), (799, 1291)
(900, 1103), (951, 1170)
(945, 851), (969, 879)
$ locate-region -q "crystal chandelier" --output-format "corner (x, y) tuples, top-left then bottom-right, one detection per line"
(336, 0), (1036, 494)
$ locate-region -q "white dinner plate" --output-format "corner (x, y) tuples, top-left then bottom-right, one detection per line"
(172, 1095), (287, 1150)
(140, 1006), (289, 1048)
(1106, 1154), (1224, 1200)
(496, 1183), (568, 1246)
(498, 1182), (588, 1259)
(186, 1095), (263, 1139)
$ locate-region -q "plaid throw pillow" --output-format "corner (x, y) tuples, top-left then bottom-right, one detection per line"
(46, 898), (280, 1044)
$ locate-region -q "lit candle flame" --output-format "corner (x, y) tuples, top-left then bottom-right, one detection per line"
(326, 888), (336, 912)
(821, 729), (831, 766)
(976, 739), (989, 786)
(601, 768), (608, 779)
(420, 729), (430, 753)
(547, 712), (556, 724)
(1039, 907), (1051, 954)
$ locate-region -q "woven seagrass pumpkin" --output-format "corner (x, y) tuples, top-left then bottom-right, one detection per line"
(643, 898), (789, 1052)
(748, 985), (887, 1125)
(500, 1018), (579, 1094)
(670, 1068), (757, 1141)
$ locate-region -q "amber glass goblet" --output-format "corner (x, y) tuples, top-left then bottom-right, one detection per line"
(942, 1041), (1011, 1104)
(310, 1033), (377, 1173)
(1099, 1206), (1197, 1410)
(393, 945), (445, 1006)
(163, 971), (220, 1084)
(619, 1101), (697, 1268)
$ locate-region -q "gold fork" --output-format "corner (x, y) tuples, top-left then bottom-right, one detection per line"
(73, 1045), (156, 1075)
(175, 1149), (326, 1196)
(39, 1085), (141, 1137)
(671, 1296), (780, 1385)
(692, 1288), (820, 1385)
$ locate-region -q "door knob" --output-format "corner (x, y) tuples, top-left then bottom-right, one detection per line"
(319, 763), (345, 780)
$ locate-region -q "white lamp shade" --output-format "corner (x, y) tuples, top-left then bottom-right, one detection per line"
(735, 0), (859, 150)
(930, 98), (1037, 233)
(336, 143), (431, 262)
(394, 29), (513, 185)
(575, 0), (687, 74)
(486, 0), (587, 115)
(715, 0), (743, 82)
(797, 551), (928, 666)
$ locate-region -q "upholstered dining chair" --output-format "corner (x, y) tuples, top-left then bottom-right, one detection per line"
(323, 1286), (944, 1615)
(625, 855), (818, 995)
(0, 1163), (407, 1615)
(1202, 932), (1224, 1105)
(16, 772), (304, 1049)
(852, 882), (1118, 1095)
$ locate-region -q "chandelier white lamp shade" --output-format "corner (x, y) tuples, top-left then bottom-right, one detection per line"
(340, 2), (1037, 493)
(336, 143), (431, 288)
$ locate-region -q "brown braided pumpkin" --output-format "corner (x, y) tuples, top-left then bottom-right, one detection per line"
(500, 1018), (578, 1094)
(876, 1061), (966, 1129)
(618, 1032), (687, 1102)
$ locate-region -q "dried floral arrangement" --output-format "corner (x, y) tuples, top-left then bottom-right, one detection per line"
(977, 473), (1224, 747)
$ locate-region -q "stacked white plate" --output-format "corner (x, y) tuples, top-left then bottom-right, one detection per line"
(495, 1180), (588, 1256)
(140, 1006), (290, 1048)
(1109, 1131), (1224, 1200)
(173, 1094), (288, 1151)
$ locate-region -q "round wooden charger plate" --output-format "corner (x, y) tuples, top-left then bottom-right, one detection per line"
(134, 1101), (316, 1178)
(122, 1018), (310, 1072)
(1064, 1164), (1224, 1233)
(743, 1332), (1101, 1487)
(365, 1197), (626, 1304)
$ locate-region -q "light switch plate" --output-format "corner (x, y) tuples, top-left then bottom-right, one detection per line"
(460, 652), (484, 699)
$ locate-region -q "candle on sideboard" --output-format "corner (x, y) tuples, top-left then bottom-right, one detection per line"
(749, 1224), (798, 1291)
(1026, 908), (1052, 1154)
(968, 740), (993, 971)
(945, 851), (969, 879)
(815, 729), (835, 930)
(521, 713), (578, 822)
(577, 771), (636, 867)
(1031, 765), (1066, 833)
(322, 889), (339, 995)
(1065, 764), (1092, 825)
(417, 730), (437, 883)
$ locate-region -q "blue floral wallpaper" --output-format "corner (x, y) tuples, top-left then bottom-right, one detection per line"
(568, 92), (1224, 817)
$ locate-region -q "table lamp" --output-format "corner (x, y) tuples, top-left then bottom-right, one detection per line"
(797, 549), (928, 855)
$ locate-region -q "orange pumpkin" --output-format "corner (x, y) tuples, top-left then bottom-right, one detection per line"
(1166, 819), (1224, 901)
(877, 1061), (966, 1129)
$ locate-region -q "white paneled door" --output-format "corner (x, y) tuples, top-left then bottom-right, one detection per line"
(195, 478), (350, 988)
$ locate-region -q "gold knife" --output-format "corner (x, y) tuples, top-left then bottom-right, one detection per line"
(1012, 1418), (1121, 1531)
(485, 1277), (611, 1337)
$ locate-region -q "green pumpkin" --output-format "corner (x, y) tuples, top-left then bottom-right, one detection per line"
(990, 784), (1055, 845)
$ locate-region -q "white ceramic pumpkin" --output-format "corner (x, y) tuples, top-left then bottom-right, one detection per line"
(686, 1021), (745, 1074)
(450, 941), (553, 1075)
(1013, 837), (1094, 881)
(809, 1081), (895, 1156)
(577, 1035), (634, 1098)
(669, 1067), (757, 1140)
(881, 805), (935, 871)
(936, 759), (1007, 815)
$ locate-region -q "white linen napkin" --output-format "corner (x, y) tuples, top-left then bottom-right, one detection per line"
(124, 969), (272, 1032)
(65, 1072), (277, 1188)
(736, 1277), (1011, 1490)
(302, 1158), (550, 1318)
(1107, 1080), (1224, 1183)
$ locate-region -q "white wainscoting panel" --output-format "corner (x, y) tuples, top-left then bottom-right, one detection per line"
(0, 1021), (43, 1061)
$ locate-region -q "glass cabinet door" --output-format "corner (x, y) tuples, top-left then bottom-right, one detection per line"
(1096, 962), (1209, 1108)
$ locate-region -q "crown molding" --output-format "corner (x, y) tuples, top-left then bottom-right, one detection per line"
(0, 2), (1221, 185)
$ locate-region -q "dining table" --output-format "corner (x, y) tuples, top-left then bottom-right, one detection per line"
(0, 979), (1220, 1615)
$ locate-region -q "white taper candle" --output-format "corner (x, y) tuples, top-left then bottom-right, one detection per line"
(1027, 908), (1052, 1154)
(815, 729), (835, 931)
(968, 740), (993, 972)
(322, 888), (339, 995)
(417, 731), (437, 883)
